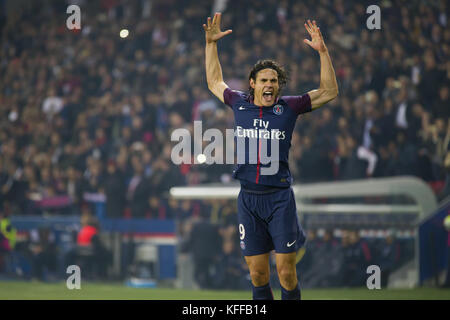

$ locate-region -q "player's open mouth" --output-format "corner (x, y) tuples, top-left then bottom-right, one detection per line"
(262, 91), (273, 102)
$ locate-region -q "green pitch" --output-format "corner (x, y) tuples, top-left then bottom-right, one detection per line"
(0, 281), (450, 300)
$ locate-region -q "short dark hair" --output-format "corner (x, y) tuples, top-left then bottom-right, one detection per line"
(248, 59), (288, 97)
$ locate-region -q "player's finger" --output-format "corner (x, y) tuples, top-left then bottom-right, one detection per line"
(203, 24), (208, 31)
(307, 19), (314, 31)
(216, 12), (222, 26)
(311, 21), (318, 35)
(222, 29), (232, 37)
(304, 22), (312, 35)
(317, 27), (324, 39)
(303, 39), (312, 47)
(305, 20), (310, 31)
(215, 30), (232, 41)
(207, 17), (211, 28)
(304, 23), (310, 34)
(212, 13), (218, 26)
(311, 20), (318, 34)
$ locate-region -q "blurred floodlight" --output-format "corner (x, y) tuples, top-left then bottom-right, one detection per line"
(197, 154), (206, 164)
(119, 29), (129, 38)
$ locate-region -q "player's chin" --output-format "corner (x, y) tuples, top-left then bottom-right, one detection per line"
(261, 95), (276, 106)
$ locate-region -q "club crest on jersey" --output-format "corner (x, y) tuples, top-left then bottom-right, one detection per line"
(273, 104), (283, 115)
(240, 241), (246, 250)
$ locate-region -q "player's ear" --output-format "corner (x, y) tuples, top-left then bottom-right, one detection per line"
(249, 78), (255, 89)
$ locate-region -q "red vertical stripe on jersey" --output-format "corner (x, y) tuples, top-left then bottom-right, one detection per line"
(255, 106), (263, 183)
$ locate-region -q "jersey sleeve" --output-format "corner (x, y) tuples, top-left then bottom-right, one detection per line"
(223, 88), (245, 108)
(283, 94), (312, 116)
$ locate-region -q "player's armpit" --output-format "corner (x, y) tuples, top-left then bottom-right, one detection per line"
(207, 80), (229, 103)
(307, 88), (338, 110)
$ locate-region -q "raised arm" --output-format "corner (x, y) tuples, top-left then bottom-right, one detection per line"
(203, 12), (232, 103)
(303, 20), (339, 110)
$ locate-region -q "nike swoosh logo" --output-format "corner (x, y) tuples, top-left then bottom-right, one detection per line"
(287, 240), (296, 247)
(238, 106), (246, 110)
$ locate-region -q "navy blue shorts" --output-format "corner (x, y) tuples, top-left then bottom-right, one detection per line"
(237, 187), (306, 256)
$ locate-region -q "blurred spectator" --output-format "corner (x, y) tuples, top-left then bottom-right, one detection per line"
(320, 229), (344, 287)
(127, 155), (152, 218)
(443, 214), (450, 288)
(341, 230), (372, 287)
(432, 85), (449, 119)
(66, 166), (83, 206)
(71, 210), (112, 280)
(216, 240), (249, 290)
(418, 50), (445, 105)
(439, 152), (450, 201)
(301, 229), (343, 288)
(212, 225), (249, 290)
(393, 130), (419, 176)
(378, 231), (400, 288)
(337, 136), (367, 180)
(145, 195), (167, 219)
(27, 226), (58, 281)
(297, 229), (318, 280)
(42, 88), (64, 122)
(166, 198), (179, 220)
(0, 213), (16, 273)
(104, 159), (126, 218)
(187, 212), (223, 289)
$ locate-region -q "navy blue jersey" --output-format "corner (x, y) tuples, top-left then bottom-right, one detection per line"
(224, 88), (312, 188)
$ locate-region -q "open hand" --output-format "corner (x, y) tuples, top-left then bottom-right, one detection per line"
(203, 12), (232, 44)
(304, 20), (327, 52)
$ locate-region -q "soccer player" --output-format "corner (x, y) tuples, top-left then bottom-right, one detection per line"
(203, 13), (338, 300)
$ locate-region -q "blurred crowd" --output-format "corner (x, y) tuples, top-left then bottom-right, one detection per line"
(0, 0), (449, 219)
(297, 228), (413, 288)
